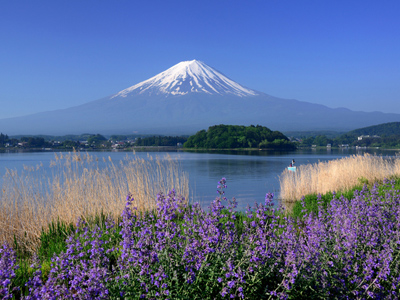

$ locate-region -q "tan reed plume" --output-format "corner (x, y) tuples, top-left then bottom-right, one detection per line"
(0, 151), (189, 253)
(279, 153), (400, 202)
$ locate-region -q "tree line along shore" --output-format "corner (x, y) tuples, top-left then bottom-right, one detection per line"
(0, 124), (297, 151)
(2, 121), (400, 151)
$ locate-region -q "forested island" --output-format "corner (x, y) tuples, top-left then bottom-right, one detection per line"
(183, 124), (296, 150)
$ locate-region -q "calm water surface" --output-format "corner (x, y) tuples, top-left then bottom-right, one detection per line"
(0, 148), (398, 210)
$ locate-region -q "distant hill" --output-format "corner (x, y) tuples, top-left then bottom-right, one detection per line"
(343, 122), (400, 138)
(9, 133), (102, 142)
(283, 130), (344, 139)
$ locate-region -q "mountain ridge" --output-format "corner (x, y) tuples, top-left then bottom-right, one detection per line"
(344, 122), (400, 137)
(1, 60), (400, 135)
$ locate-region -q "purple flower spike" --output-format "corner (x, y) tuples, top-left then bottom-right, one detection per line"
(0, 243), (19, 300)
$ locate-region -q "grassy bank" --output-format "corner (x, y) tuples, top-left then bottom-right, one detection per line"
(2, 177), (400, 299)
(288, 176), (400, 219)
(279, 153), (400, 202)
(0, 152), (189, 254)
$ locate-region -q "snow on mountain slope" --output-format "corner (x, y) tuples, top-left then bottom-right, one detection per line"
(111, 60), (258, 98)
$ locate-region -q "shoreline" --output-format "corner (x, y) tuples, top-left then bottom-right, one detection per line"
(2, 145), (400, 153)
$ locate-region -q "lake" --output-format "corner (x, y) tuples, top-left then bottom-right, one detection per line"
(0, 148), (398, 210)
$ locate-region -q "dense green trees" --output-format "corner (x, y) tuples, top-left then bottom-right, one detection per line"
(60, 140), (81, 149)
(20, 137), (49, 147)
(87, 134), (107, 145)
(299, 135), (334, 147)
(135, 136), (188, 147)
(184, 125), (296, 149)
(0, 133), (9, 147)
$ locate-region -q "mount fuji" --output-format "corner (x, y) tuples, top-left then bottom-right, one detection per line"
(1, 60), (400, 135)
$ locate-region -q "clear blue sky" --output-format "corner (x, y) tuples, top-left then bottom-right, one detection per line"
(1, 0), (399, 119)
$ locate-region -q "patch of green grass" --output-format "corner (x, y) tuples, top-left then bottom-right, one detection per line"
(37, 218), (76, 260)
(289, 176), (400, 220)
(10, 211), (124, 298)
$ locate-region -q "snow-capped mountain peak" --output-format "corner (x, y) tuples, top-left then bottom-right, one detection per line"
(112, 60), (258, 98)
